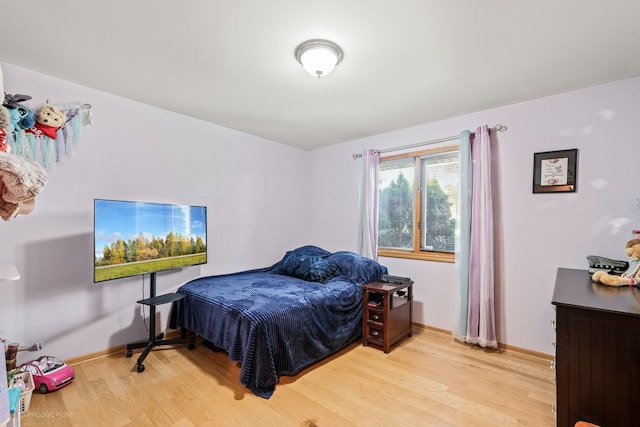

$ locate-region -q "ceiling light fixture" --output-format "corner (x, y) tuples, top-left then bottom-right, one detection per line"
(0, 265), (20, 281)
(295, 39), (343, 78)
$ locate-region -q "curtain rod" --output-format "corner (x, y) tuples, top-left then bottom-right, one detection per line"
(352, 124), (507, 159)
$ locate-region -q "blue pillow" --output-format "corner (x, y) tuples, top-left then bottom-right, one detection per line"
(278, 254), (339, 283)
(325, 251), (388, 284)
(283, 245), (332, 259)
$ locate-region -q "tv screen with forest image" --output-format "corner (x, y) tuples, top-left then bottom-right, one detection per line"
(94, 199), (207, 283)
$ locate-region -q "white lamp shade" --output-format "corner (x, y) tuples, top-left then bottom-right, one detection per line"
(295, 39), (343, 78)
(300, 49), (338, 77)
(0, 265), (20, 281)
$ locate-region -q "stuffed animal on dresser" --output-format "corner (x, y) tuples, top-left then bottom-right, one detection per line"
(592, 238), (640, 286)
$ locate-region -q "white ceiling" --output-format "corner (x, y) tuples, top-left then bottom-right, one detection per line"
(2, 1), (640, 150)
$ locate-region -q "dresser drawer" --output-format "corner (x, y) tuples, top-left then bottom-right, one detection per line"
(368, 311), (384, 323)
(365, 325), (384, 344)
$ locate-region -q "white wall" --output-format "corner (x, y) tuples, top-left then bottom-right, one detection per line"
(0, 63), (311, 363)
(2, 61), (639, 361)
(308, 76), (640, 355)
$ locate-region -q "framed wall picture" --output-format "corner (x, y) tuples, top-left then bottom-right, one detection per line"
(532, 149), (578, 193)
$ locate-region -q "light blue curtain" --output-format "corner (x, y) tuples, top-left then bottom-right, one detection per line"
(456, 130), (472, 339)
(455, 125), (497, 348)
(358, 149), (380, 260)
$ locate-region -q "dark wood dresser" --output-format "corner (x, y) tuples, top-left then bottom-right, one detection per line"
(552, 268), (640, 427)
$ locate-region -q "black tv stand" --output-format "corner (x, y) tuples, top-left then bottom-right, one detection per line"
(125, 272), (196, 372)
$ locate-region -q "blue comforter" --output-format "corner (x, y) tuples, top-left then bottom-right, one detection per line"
(171, 246), (387, 398)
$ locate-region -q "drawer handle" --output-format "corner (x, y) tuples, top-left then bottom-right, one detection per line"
(372, 330), (379, 336)
(372, 315), (379, 320)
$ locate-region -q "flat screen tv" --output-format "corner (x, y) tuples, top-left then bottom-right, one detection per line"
(94, 199), (207, 283)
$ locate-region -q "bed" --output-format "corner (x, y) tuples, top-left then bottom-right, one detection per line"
(170, 245), (387, 398)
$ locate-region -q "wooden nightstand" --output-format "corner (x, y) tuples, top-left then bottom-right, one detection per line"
(362, 281), (413, 353)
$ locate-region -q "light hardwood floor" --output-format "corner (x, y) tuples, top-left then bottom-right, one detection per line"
(20, 328), (556, 426)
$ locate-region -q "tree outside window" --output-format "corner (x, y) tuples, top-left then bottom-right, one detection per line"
(378, 146), (459, 262)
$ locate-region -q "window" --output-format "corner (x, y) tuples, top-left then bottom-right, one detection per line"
(378, 145), (459, 262)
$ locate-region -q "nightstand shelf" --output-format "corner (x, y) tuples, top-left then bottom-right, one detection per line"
(362, 281), (413, 353)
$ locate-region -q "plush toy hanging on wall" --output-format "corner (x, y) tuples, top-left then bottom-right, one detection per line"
(0, 75), (11, 154)
(1, 64), (93, 220)
(0, 65), (50, 221)
(7, 98), (92, 170)
(26, 104), (67, 139)
(3, 93), (35, 132)
(0, 152), (48, 221)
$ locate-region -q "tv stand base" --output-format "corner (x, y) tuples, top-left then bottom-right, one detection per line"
(126, 328), (196, 372)
(125, 273), (196, 373)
